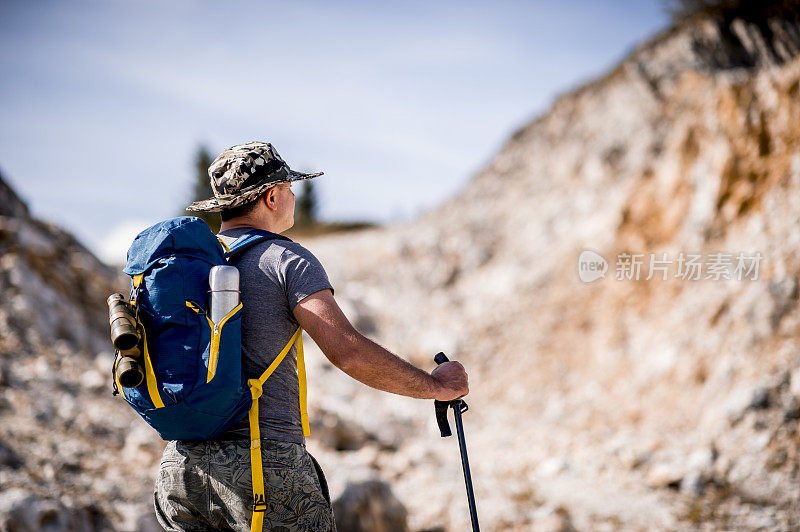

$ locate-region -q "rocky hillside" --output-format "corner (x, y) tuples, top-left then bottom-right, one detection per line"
(2, 8), (800, 532)
(0, 175), (169, 530)
(303, 11), (800, 532)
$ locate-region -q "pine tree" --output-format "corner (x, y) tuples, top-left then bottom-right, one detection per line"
(185, 145), (220, 233)
(295, 180), (318, 228)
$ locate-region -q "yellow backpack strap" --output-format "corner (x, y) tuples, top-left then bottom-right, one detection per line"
(247, 376), (266, 531)
(217, 237), (231, 253)
(139, 318), (165, 409)
(128, 297), (163, 409)
(247, 327), (306, 532)
(296, 332), (310, 436)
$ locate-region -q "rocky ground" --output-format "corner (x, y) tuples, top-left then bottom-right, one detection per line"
(2, 9), (800, 532)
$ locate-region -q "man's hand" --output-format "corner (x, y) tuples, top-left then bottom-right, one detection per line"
(431, 361), (469, 401)
(294, 289), (468, 400)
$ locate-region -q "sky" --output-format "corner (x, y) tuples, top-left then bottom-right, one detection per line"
(0, 0), (670, 264)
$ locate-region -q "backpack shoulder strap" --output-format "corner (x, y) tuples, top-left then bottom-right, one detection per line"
(224, 230), (293, 260)
(246, 327), (308, 531)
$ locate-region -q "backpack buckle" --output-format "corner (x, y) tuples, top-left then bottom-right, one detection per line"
(252, 494), (267, 512)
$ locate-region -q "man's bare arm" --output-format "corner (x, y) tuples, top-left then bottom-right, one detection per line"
(293, 289), (468, 401)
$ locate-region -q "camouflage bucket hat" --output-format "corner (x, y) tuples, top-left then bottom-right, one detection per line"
(186, 142), (323, 213)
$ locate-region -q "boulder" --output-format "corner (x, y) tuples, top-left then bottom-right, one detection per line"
(332, 480), (409, 532)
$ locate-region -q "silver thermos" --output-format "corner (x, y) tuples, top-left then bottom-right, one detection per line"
(209, 265), (240, 325)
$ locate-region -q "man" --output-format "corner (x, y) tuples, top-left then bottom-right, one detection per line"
(154, 142), (469, 531)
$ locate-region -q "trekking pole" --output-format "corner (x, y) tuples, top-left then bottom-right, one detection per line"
(434, 352), (480, 532)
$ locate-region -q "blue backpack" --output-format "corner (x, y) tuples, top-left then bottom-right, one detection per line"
(115, 217), (309, 527)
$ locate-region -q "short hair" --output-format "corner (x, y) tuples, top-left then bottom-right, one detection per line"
(220, 192), (264, 222)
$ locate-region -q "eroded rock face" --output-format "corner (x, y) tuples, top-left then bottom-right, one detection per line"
(303, 14), (800, 532)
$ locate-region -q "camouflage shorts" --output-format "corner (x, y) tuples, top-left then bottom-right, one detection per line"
(154, 439), (336, 531)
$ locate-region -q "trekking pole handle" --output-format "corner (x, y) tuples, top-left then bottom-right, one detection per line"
(433, 352), (452, 437)
(434, 353), (467, 406)
(433, 352), (469, 437)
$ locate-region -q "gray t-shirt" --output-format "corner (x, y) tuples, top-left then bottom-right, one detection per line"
(216, 228), (333, 444)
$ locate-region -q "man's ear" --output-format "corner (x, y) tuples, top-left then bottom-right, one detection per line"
(264, 188), (276, 210)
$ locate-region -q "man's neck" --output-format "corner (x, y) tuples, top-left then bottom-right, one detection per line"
(219, 220), (256, 232)
(219, 218), (283, 234)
